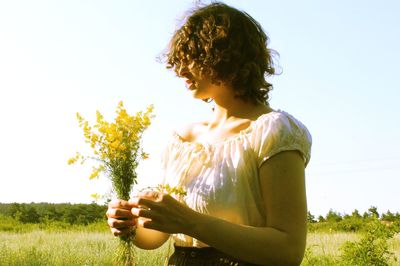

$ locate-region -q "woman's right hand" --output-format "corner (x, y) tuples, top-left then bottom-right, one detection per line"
(106, 199), (136, 237)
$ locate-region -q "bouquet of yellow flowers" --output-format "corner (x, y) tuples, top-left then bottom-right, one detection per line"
(68, 101), (154, 265)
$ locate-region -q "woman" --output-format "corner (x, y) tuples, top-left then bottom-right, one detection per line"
(107, 2), (312, 265)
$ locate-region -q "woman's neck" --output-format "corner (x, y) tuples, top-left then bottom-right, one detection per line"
(212, 97), (271, 122)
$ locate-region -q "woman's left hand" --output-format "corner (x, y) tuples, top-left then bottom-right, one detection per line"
(130, 191), (197, 234)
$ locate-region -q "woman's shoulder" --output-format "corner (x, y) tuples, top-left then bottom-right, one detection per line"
(175, 121), (208, 143)
(254, 110), (310, 136)
(252, 110), (312, 166)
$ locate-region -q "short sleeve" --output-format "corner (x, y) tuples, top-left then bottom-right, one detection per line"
(252, 111), (312, 168)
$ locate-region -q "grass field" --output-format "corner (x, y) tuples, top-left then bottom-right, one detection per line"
(0, 230), (168, 265)
(0, 230), (399, 265)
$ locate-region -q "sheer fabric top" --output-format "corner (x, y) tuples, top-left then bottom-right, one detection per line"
(161, 110), (312, 247)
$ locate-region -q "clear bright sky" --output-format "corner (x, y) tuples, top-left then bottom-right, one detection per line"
(0, 0), (399, 217)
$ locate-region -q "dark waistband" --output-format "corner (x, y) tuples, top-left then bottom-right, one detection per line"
(172, 245), (260, 265)
(174, 245), (222, 258)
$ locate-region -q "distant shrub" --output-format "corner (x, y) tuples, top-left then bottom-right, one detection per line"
(340, 218), (397, 266)
(0, 202), (107, 225)
(0, 215), (38, 233)
(0, 214), (108, 233)
(337, 217), (364, 232)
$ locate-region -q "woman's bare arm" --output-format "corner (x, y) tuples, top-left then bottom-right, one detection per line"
(134, 150), (307, 265)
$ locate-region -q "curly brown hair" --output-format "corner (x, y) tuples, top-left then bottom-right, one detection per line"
(164, 2), (278, 104)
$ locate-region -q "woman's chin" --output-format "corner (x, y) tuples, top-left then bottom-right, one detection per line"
(188, 89), (210, 101)
(190, 90), (201, 98)
(192, 94), (208, 101)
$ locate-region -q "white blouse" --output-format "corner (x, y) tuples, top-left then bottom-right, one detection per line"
(161, 110), (312, 247)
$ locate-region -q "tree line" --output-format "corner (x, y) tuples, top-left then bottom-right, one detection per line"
(0, 202), (107, 225)
(307, 206), (400, 233)
(1, 203), (400, 232)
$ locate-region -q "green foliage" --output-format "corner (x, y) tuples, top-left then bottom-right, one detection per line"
(340, 218), (397, 266)
(0, 215), (38, 233)
(305, 208), (400, 264)
(308, 207), (400, 234)
(0, 231), (169, 266)
(382, 211), (397, 222)
(1, 204), (400, 265)
(0, 227), (399, 265)
(302, 231), (400, 265)
(368, 206), (380, 219)
(302, 247), (339, 266)
(0, 214), (109, 233)
(326, 209), (343, 223)
(317, 215), (326, 222)
(307, 211), (316, 223)
(0, 202), (107, 225)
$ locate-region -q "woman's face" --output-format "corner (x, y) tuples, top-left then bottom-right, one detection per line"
(177, 65), (224, 101)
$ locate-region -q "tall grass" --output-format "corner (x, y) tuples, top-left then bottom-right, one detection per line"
(0, 230), (169, 265)
(302, 232), (359, 265)
(0, 214), (108, 233)
(306, 232), (359, 257)
(303, 232), (400, 266)
(389, 233), (400, 261)
(0, 228), (399, 265)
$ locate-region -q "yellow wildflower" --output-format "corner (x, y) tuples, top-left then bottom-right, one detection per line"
(141, 152), (149, 160)
(89, 165), (105, 180)
(90, 193), (101, 202)
(67, 152), (81, 165)
(70, 101), (154, 197)
(67, 157), (77, 165)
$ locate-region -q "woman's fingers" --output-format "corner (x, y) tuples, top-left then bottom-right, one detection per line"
(139, 190), (162, 200)
(106, 207), (134, 219)
(106, 199), (139, 237)
(131, 207), (163, 221)
(138, 219), (160, 231)
(129, 191), (166, 210)
(108, 199), (134, 209)
(130, 198), (161, 211)
(108, 217), (135, 229)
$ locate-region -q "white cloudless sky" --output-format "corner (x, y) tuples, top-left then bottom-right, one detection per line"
(0, 0), (399, 216)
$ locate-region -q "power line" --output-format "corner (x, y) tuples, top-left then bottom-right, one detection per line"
(309, 155), (400, 167)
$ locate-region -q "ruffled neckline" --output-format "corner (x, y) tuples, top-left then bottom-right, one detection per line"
(172, 110), (284, 148)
